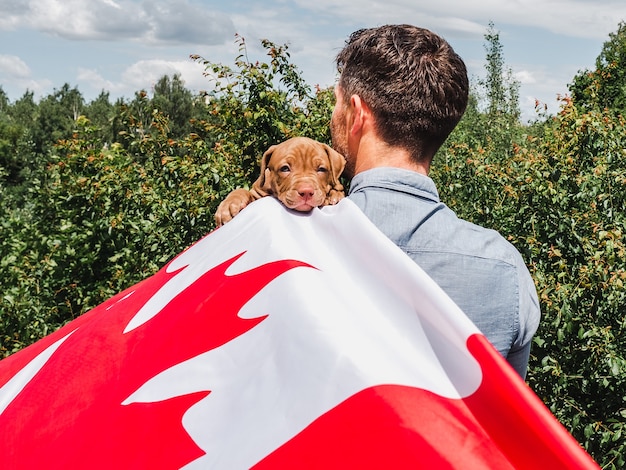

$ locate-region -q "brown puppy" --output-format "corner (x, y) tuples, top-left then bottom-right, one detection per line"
(215, 137), (346, 226)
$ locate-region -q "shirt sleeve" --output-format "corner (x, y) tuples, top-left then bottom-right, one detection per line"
(508, 255), (541, 378)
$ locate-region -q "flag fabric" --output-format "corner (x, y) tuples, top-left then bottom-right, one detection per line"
(0, 197), (598, 469)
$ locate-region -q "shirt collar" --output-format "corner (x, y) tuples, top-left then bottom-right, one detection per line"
(348, 167), (440, 202)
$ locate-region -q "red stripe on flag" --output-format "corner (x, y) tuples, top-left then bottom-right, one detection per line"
(464, 334), (600, 469)
(254, 334), (599, 469)
(254, 383), (515, 469)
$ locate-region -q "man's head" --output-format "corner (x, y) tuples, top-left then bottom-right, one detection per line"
(331, 24), (469, 175)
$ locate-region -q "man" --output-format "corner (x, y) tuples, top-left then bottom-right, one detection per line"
(330, 24), (540, 378)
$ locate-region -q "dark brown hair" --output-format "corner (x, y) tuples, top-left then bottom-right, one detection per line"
(336, 24), (469, 161)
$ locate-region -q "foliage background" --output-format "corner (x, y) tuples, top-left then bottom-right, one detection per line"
(1, 24), (625, 469)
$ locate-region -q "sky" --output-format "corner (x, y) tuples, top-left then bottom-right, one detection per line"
(0, 0), (624, 122)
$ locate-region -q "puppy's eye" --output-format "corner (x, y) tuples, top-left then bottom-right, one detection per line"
(317, 166), (328, 173)
(279, 165), (290, 172)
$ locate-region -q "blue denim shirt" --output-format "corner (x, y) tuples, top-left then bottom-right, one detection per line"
(348, 167), (541, 378)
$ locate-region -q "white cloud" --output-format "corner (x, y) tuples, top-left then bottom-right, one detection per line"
(24, 0), (144, 39)
(76, 68), (125, 95)
(290, 0), (625, 40)
(120, 58), (209, 94)
(2, 0), (623, 44)
(0, 0), (30, 30)
(514, 69), (536, 85)
(142, 0), (235, 45)
(0, 54), (52, 98)
(75, 57), (217, 100)
(0, 54), (30, 78)
(514, 64), (579, 121)
(1, 0), (235, 44)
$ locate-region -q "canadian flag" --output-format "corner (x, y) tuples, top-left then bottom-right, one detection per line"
(0, 197), (598, 469)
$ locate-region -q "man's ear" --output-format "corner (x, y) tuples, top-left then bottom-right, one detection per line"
(349, 94), (372, 137)
(250, 145), (276, 198)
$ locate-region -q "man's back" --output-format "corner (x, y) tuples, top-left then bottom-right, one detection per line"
(348, 167), (540, 378)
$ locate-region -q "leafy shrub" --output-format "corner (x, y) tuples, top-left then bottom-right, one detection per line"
(434, 97), (626, 468)
(570, 20), (626, 114)
(0, 37), (334, 356)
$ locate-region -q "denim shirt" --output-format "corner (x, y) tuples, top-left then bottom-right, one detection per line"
(348, 167), (541, 378)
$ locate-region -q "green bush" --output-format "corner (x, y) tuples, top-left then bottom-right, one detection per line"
(434, 96), (626, 468)
(0, 37), (334, 356)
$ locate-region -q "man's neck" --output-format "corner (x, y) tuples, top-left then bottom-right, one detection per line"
(352, 137), (430, 176)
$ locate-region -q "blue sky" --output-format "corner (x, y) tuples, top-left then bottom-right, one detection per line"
(0, 0), (623, 121)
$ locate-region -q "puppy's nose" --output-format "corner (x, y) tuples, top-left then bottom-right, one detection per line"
(298, 186), (315, 199)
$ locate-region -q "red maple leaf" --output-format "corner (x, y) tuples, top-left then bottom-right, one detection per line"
(0, 252), (311, 469)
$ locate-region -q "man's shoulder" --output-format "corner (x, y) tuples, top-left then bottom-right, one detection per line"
(453, 217), (523, 265)
(347, 172), (526, 267)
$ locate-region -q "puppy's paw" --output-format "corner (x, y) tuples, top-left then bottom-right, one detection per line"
(214, 189), (254, 227)
(325, 188), (345, 206)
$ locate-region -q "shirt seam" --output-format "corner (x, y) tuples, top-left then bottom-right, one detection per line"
(398, 246), (519, 268)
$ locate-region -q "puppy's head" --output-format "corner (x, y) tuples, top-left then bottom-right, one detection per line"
(251, 137), (345, 212)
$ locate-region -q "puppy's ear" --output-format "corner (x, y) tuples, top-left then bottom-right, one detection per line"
(250, 144), (276, 198)
(323, 143), (346, 192)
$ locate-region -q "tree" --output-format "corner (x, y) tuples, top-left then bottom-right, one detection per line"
(31, 84), (84, 155)
(8, 90), (37, 128)
(438, 21), (523, 228)
(570, 21), (626, 113)
(0, 91), (37, 195)
(0, 86), (9, 113)
(478, 21), (521, 154)
(444, 21), (522, 168)
(479, 21), (521, 119)
(151, 74), (195, 138)
(83, 91), (115, 144)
